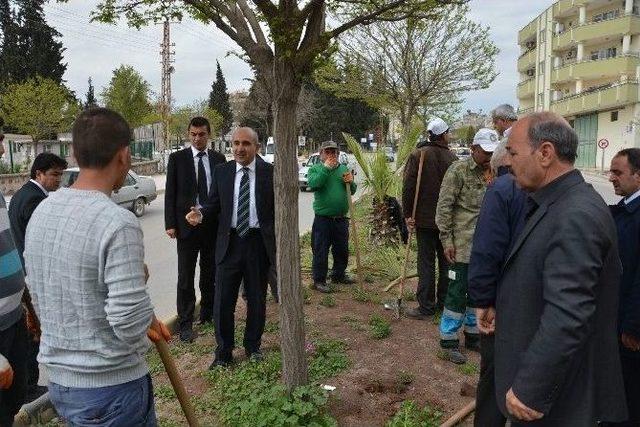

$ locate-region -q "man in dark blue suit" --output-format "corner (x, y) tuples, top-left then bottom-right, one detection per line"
(187, 127), (275, 367)
(8, 152), (67, 402)
(607, 148), (640, 427)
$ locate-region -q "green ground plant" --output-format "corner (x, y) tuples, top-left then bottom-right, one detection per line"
(386, 400), (442, 427)
(369, 314), (392, 339)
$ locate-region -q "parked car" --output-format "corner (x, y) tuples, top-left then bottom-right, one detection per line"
(298, 152), (355, 191)
(263, 137), (275, 164)
(61, 168), (157, 217)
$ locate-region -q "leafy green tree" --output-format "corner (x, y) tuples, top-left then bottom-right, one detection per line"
(94, 0), (466, 391)
(101, 65), (152, 129)
(208, 61), (233, 137)
(170, 100), (223, 144)
(84, 77), (98, 109)
(316, 5), (498, 132)
(0, 76), (79, 149)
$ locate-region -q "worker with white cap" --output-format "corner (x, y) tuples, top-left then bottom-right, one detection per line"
(435, 127), (499, 364)
(402, 118), (458, 319)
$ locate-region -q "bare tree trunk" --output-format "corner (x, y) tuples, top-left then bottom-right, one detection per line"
(272, 60), (308, 391)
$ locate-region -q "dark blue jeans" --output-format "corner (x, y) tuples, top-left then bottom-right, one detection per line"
(49, 374), (156, 426)
(311, 215), (349, 283)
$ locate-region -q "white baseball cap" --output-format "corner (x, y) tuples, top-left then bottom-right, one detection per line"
(427, 118), (449, 136)
(473, 128), (500, 153)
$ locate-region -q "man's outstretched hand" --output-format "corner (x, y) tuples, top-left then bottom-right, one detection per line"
(147, 316), (171, 343)
(185, 206), (203, 227)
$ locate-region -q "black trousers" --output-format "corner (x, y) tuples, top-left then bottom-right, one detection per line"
(474, 334), (506, 427)
(416, 228), (449, 313)
(26, 335), (39, 393)
(214, 229), (269, 361)
(602, 348), (640, 426)
(176, 228), (216, 331)
(0, 315), (28, 427)
(311, 216), (349, 283)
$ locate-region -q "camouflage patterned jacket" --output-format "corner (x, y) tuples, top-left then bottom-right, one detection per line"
(435, 157), (491, 264)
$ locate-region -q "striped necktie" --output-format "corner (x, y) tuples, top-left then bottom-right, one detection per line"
(237, 167), (250, 238)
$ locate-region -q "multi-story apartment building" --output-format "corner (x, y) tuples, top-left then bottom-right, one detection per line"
(517, 0), (640, 168)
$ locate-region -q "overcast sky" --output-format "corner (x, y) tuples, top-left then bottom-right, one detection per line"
(43, 0), (557, 116)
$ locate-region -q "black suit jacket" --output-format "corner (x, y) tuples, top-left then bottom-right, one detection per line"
(202, 156), (275, 266)
(494, 170), (627, 425)
(8, 180), (47, 267)
(164, 147), (226, 239)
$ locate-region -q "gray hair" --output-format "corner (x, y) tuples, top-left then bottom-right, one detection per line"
(233, 126), (259, 144)
(525, 112), (578, 163)
(491, 104), (518, 122)
(490, 139), (509, 173)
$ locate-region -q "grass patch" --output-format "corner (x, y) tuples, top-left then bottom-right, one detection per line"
(195, 338), (348, 426)
(146, 349), (164, 375)
(154, 383), (177, 401)
(303, 286), (312, 305)
(458, 362), (479, 376)
(398, 370), (415, 386)
(369, 314), (392, 339)
(351, 287), (383, 305)
(264, 320), (280, 334)
(386, 400), (442, 427)
(341, 315), (366, 331)
(319, 295), (336, 308)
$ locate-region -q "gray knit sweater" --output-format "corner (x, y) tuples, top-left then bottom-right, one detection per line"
(24, 188), (154, 388)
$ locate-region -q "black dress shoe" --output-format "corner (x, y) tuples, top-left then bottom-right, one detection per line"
(331, 275), (356, 285)
(198, 318), (213, 326)
(179, 328), (197, 343)
(209, 358), (232, 369)
(311, 282), (332, 293)
(246, 350), (264, 362)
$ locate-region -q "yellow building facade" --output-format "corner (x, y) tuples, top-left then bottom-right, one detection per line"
(518, 0), (640, 168)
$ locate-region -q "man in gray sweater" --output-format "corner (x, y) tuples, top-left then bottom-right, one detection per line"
(24, 108), (170, 426)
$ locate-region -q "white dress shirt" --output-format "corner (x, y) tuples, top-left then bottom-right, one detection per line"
(231, 158), (259, 228)
(625, 187), (640, 205)
(30, 179), (48, 196)
(191, 145), (212, 207)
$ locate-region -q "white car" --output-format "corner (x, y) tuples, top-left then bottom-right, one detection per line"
(298, 152), (354, 191)
(61, 168), (157, 217)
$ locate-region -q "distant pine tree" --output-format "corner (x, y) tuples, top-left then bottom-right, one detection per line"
(84, 77), (98, 109)
(208, 61), (233, 137)
(0, 0), (23, 88)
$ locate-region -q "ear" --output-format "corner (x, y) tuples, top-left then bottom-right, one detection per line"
(538, 141), (555, 166)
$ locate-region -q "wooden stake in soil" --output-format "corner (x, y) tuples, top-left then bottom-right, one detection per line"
(155, 338), (199, 427)
(396, 149), (426, 318)
(440, 400), (476, 427)
(346, 181), (364, 291)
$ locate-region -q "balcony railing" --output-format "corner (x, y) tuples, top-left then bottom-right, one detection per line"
(553, 12), (640, 51)
(550, 80), (639, 116)
(552, 54), (640, 83)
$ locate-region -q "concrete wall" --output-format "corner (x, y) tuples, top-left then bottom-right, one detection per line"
(595, 105), (639, 171)
(0, 160), (160, 195)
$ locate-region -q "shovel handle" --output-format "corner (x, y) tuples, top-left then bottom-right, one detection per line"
(346, 182), (364, 291)
(155, 338), (199, 427)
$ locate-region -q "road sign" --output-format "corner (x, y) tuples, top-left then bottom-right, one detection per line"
(298, 136), (306, 147)
(598, 138), (609, 150)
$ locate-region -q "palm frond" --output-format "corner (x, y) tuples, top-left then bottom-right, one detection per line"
(343, 132), (371, 182)
(395, 119), (424, 171)
(367, 149), (395, 202)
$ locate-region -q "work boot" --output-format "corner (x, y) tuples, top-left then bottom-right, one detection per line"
(444, 348), (467, 365)
(311, 282), (333, 293)
(404, 307), (433, 320)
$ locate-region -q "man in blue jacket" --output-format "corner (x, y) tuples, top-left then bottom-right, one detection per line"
(468, 138), (527, 427)
(608, 148), (640, 426)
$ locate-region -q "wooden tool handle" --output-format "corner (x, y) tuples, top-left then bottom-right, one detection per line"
(155, 338), (199, 427)
(346, 182), (364, 291)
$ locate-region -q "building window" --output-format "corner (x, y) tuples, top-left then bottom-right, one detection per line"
(611, 111), (619, 122)
(590, 47), (617, 60)
(593, 9), (620, 22)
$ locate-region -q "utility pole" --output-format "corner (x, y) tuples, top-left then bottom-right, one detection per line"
(160, 18), (175, 154)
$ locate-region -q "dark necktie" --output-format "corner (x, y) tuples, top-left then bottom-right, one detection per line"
(197, 151), (208, 204)
(237, 167), (250, 238)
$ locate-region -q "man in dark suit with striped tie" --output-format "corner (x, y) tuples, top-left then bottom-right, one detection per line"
(186, 126), (275, 367)
(165, 117), (226, 342)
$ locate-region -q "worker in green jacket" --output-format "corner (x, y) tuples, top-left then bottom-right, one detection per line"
(307, 140), (357, 293)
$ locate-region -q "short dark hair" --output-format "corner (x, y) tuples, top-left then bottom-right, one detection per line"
(30, 152), (68, 179)
(72, 108), (131, 168)
(526, 112), (578, 163)
(615, 148), (640, 174)
(189, 116), (211, 134)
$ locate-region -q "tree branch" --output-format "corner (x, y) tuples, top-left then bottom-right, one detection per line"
(236, 0), (269, 46)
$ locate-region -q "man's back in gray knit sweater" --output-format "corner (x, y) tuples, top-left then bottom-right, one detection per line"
(24, 187), (154, 388)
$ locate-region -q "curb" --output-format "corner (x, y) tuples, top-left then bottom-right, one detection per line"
(13, 303), (198, 426)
